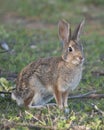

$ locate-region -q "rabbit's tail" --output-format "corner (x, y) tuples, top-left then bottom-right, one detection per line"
(11, 92), (24, 106)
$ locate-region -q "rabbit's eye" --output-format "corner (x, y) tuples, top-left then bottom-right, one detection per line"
(68, 47), (72, 52)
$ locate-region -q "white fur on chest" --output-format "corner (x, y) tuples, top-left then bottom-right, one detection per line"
(58, 67), (82, 92)
(69, 71), (82, 90)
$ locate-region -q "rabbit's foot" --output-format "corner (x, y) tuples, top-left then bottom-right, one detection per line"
(46, 103), (57, 107)
(29, 104), (46, 109)
(64, 107), (70, 115)
(29, 103), (57, 109)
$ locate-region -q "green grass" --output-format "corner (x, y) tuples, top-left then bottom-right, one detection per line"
(0, 0), (104, 129)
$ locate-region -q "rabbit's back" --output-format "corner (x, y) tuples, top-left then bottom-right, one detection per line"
(16, 57), (61, 90)
(16, 56), (83, 93)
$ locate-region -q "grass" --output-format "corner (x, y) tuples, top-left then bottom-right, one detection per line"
(0, 0), (104, 129)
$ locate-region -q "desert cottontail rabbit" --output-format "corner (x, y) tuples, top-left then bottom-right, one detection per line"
(12, 19), (85, 109)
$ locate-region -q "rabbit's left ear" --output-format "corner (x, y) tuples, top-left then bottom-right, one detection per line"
(72, 19), (85, 42)
(58, 19), (71, 44)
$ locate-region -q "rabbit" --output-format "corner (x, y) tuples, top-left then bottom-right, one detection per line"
(12, 19), (85, 109)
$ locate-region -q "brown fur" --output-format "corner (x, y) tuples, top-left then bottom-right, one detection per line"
(12, 19), (85, 109)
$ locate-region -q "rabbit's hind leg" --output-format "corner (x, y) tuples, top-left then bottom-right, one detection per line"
(28, 94), (56, 109)
(28, 97), (47, 109)
(28, 104), (46, 109)
(43, 94), (57, 107)
(42, 94), (54, 104)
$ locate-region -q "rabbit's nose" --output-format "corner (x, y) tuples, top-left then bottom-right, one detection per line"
(79, 56), (84, 62)
(79, 56), (83, 60)
(77, 56), (84, 62)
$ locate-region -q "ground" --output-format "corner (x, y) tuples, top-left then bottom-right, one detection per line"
(0, 0), (104, 129)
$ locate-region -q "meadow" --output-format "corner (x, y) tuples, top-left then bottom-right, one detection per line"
(0, 0), (104, 129)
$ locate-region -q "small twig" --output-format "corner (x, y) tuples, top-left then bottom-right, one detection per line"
(0, 91), (11, 95)
(91, 71), (104, 76)
(68, 93), (104, 99)
(68, 90), (97, 99)
(0, 72), (17, 79)
(0, 50), (9, 53)
(68, 91), (104, 99)
(91, 103), (104, 116)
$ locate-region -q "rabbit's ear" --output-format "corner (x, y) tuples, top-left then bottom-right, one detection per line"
(58, 19), (71, 44)
(72, 19), (85, 42)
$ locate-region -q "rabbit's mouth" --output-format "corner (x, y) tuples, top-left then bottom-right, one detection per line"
(62, 55), (84, 65)
(72, 57), (84, 65)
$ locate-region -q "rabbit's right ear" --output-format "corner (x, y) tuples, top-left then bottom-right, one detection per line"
(72, 19), (85, 42)
(58, 20), (71, 44)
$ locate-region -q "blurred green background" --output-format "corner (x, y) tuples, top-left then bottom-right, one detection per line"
(0, 0), (104, 129)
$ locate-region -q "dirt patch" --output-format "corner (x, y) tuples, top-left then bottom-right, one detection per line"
(2, 12), (56, 29)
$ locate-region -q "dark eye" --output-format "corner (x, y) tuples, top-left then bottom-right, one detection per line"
(68, 47), (72, 52)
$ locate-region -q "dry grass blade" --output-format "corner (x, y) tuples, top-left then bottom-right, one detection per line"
(91, 103), (104, 116)
(25, 110), (46, 126)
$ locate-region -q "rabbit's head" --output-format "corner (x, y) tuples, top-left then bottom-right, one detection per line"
(58, 19), (85, 65)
